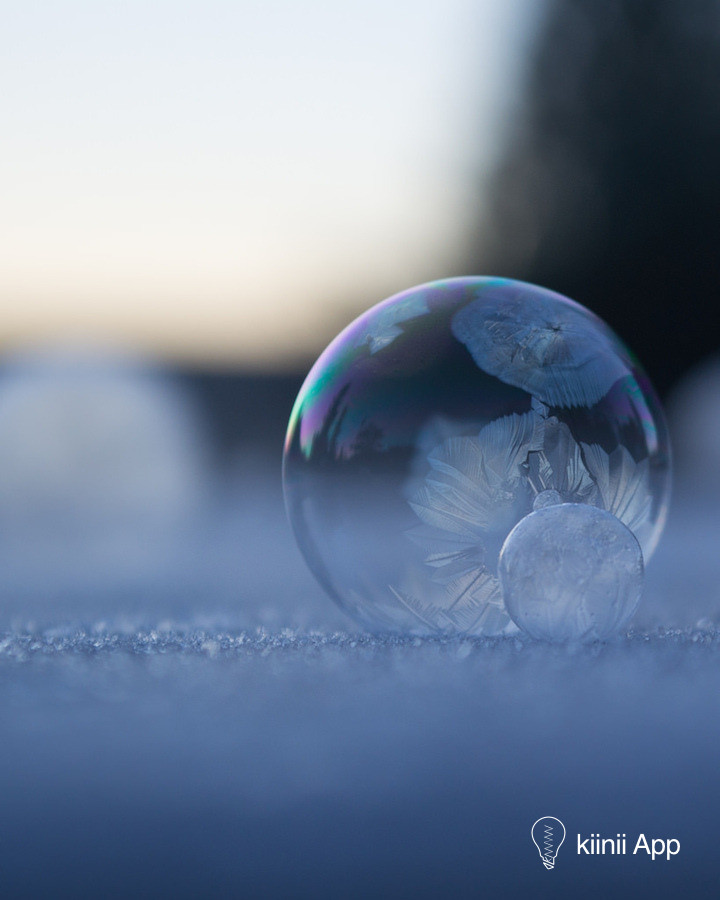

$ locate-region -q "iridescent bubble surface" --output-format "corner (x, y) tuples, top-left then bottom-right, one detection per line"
(283, 277), (671, 635)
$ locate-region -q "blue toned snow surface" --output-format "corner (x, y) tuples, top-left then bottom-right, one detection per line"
(0, 453), (718, 899)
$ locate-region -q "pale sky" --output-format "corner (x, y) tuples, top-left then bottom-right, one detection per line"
(1, 0), (538, 366)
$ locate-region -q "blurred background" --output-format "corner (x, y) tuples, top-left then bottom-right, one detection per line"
(4, 0), (719, 471)
(1, 0), (718, 619)
(3, 2), (720, 896)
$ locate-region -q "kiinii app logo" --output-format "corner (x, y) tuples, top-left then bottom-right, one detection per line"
(529, 818), (682, 868)
(531, 817), (566, 869)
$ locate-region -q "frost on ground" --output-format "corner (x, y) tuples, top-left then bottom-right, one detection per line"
(0, 456), (718, 898)
(2, 621), (720, 659)
(1, 622), (719, 898)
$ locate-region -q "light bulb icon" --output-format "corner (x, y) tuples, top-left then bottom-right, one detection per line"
(531, 817), (566, 869)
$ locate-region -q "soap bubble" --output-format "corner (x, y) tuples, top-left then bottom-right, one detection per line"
(499, 503), (644, 642)
(283, 277), (670, 635)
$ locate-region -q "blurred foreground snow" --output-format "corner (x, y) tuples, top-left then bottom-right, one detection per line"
(1, 621), (718, 898)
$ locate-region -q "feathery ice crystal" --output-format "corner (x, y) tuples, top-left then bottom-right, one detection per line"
(283, 277), (670, 636)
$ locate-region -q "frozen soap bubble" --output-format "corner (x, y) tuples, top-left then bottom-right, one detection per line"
(499, 504), (644, 642)
(283, 277), (670, 635)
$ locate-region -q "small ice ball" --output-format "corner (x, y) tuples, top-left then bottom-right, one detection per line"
(499, 503), (644, 643)
(533, 489), (562, 511)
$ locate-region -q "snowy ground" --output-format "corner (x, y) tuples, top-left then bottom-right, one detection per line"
(0, 456), (718, 898)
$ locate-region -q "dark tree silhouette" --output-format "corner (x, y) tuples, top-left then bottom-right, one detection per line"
(469, 0), (720, 394)
(309, 383), (351, 463)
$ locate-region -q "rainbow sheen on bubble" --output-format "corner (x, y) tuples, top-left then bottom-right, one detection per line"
(283, 277), (671, 635)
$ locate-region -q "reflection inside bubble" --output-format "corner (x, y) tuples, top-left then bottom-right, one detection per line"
(283, 277), (671, 635)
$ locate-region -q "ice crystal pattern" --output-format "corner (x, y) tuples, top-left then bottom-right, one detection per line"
(407, 406), (652, 631)
(451, 286), (631, 408)
(283, 276), (670, 637)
